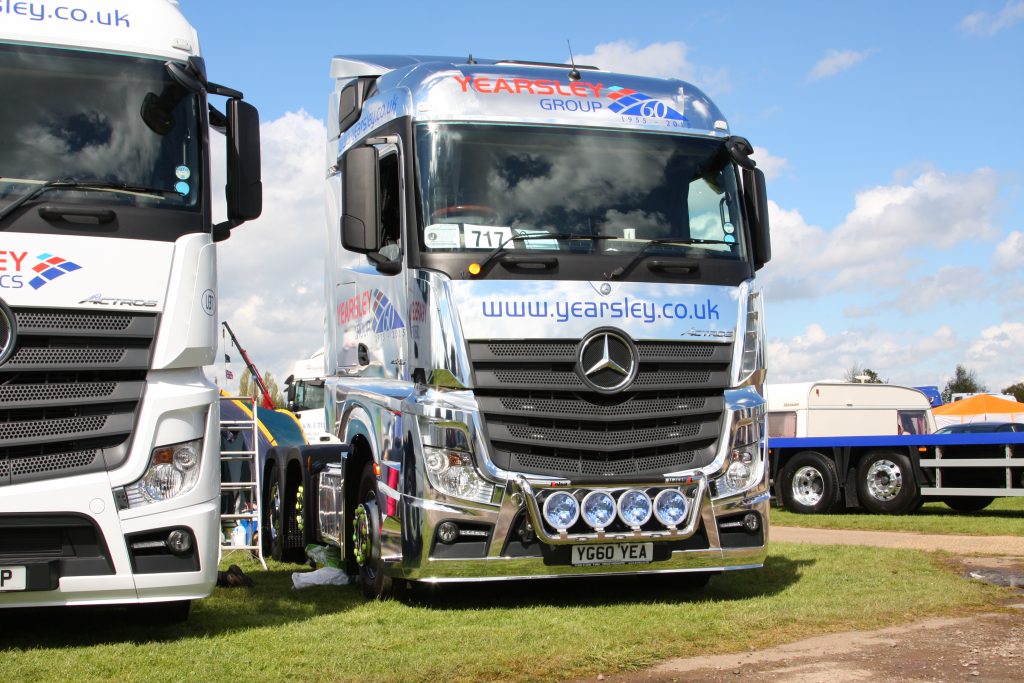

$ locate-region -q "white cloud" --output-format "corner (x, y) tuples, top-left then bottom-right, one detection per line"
(762, 168), (1001, 302)
(994, 230), (1024, 271)
(210, 110), (327, 387)
(574, 40), (730, 94)
(965, 322), (1024, 389)
(960, 1), (1024, 35)
(752, 146), (789, 180)
(768, 324), (960, 385)
(807, 48), (873, 81)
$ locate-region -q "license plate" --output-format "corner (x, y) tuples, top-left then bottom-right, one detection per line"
(0, 566), (26, 592)
(571, 543), (654, 566)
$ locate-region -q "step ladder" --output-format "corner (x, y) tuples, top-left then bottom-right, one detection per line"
(219, 394), (266, 569)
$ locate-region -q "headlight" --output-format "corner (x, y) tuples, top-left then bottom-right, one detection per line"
(581, 491), (616, 529)
(716, 446), (761, 497)
(126, 439), (203, 506)
(420, 419), (495, 504)
(543, 491), (579, 530)
(617, 489), (652, 527)
(653, 489), (688, 527)
(423, 446), (494, 505)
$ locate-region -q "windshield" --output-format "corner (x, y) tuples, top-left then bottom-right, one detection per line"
(415, 124), (746, 263)
(0, 44), (202, 215)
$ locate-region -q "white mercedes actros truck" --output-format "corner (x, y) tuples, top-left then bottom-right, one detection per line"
(0, 0), (261, 619)
(264, 55), (771, 598)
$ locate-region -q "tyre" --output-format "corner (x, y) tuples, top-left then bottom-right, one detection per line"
(856, 450), (921, 514)
(353, 462), (396, 600)
(778, 450), (841, 514)
(263, 466), (286, 562)
(943, 496), (995, 513)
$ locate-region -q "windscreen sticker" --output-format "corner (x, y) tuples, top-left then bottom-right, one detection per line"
(175, 165), (191, 180)
(423, 224), (461, 249)
(174, 181), (189, 196)
(424, 224), (560, 250)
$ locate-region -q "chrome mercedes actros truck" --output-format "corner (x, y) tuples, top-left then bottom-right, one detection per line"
(264, 54), (771, 598)
(0, 0), (261, 619)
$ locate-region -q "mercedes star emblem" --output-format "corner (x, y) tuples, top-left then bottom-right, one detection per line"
(576, 328), (639, 393)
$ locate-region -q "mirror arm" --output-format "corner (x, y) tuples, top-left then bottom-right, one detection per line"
(209, 82), (244, 100)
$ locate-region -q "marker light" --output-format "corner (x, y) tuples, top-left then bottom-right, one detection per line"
(543, 491), (580, 530)
(468, 262), (482, 276)
(653, 489), (688, 527)
(617, 489), (652, 527)
(580, 491), (616, 529)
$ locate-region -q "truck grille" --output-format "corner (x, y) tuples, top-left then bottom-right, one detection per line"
(470, 339), (731, 478)
(0, 307), (154, 486)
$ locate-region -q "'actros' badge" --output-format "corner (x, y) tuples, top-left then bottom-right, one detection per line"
(576, 328), (639, 394)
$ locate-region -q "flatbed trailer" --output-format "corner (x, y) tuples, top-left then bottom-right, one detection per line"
(769, 433), (1024, 514)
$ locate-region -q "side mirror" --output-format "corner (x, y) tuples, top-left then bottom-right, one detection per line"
(341, 145), (380, 253)
(744, 168), (771, 270)
(226, 99), (262, 223)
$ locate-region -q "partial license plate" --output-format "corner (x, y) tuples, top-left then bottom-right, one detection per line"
(571, 543), (654, 566)
(0, 566), (27, 592)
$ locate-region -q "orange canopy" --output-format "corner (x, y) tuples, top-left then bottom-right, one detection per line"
(933, 394), (1023, 416)
(932, 394), (1024, 426)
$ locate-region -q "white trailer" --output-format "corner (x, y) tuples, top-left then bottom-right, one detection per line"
(768, 382), (1024, 514)
(0, 0), (261, 620)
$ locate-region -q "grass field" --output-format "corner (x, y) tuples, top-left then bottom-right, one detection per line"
(0, 542), (1011, 682)
(773, 496), (1024, 535)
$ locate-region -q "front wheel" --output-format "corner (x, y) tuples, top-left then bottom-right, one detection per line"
(778, 450), (841, 514)
(856, 450), (920, 514)
(353, 462), (396, 600)
(943, 496), (995, 513)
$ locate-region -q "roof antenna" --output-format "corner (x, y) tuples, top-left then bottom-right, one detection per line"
(566, 40), (581, 81)
(467, 53), (477, 65)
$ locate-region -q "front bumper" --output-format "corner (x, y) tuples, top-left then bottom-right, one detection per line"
(0, 474), (219, 608)
(384, 476), (770, 583)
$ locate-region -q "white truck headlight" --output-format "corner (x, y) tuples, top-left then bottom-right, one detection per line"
(126, 439), (203, 506)
(420, 419), (494, 505)
(714, 417), (764, 498)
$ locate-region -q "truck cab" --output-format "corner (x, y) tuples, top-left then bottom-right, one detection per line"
(267, 55), (772, 597)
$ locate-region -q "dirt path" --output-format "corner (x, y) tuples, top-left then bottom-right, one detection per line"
(580, 526), (1024, 682)
(773, 526), (1024, 556)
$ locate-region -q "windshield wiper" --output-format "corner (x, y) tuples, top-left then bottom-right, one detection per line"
(471, 232), (620, 275)
(605, 237), (733, 279)
(0, 179), (171, 224)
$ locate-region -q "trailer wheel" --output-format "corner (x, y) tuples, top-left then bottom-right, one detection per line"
(856, 450), (920, 514)
(353, 462), (396, 600)
(264, 467), (304, 563)
(264, 467), (286, 562)
(942, 496), (995, 513)
(779, 450), (840, 513)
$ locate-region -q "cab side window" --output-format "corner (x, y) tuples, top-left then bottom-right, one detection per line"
(378, 151), (401, 261)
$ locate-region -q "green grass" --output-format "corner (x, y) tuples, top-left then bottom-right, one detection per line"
(773, 496), (1024, 535)
(0, 542), (1010, 682)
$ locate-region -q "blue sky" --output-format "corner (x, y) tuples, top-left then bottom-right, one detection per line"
(181, 0), (1024, 393)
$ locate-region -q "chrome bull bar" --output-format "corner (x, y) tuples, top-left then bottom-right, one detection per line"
(514, 474), (709, 546)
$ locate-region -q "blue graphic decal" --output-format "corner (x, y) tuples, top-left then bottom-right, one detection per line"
(606, 86), (688, 122)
